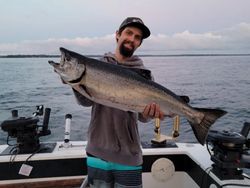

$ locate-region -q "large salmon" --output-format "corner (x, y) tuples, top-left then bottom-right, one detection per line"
(49, 47), (227, 145)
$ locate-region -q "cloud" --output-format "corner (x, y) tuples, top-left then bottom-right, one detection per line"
(142, 22), (250, 54)
(144, 31), (223, 51)
(0, 23), (250, 55)
(0, 34), (116, 55)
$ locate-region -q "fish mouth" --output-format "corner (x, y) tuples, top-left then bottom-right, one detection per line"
(48, 60), (81, 83)
(48, 47), (86, 83)
(48, 48), (68, 68)
(48, 60), (60, 71)
(48, 47), (74, 79)
(48, 61), (60, 70)
(48, 60), (58, 66)
(49, 47), (70, 69)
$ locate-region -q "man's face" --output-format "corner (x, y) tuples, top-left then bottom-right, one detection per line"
(116, 26), (143, 57)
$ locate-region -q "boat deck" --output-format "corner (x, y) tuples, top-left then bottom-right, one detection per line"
(0, 141), (249, 188)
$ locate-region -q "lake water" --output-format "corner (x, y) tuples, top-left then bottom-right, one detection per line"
(0, 55), (249, 145)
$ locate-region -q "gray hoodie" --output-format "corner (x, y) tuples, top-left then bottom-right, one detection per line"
(73, 52), (153, 166)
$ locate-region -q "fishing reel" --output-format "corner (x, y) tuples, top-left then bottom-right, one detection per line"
(206, 122), (250, 180)
(1, 105), (51, 154)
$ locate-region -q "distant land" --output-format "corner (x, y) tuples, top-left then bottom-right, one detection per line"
(0, 54), (250, 58)
(0, 54), (60, 58)
(0, 54), (101, 58)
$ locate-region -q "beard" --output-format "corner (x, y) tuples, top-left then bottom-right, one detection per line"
(119, 41), (135, 57)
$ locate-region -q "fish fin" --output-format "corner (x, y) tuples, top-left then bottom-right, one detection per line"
(72, 85), (92, 99)
(72, 88), (93, 106)
(79, 85), (92, 98)
(188, 108), (227, 145)
(127, 68), (153, 80)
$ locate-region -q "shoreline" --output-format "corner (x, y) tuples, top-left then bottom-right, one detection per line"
(1, 53), (250, 58)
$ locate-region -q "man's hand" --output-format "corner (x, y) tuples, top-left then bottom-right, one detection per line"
(142, 103), (164, 120)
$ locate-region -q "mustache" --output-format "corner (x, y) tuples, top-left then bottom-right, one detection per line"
(122, 40), (135, 49)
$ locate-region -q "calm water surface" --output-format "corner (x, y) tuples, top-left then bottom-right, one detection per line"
(0, 56), (249, 144)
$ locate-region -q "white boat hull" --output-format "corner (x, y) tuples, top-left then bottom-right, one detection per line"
(0, 141), (249, 188)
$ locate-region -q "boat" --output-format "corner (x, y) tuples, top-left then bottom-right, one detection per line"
(0, 106), (249, 188)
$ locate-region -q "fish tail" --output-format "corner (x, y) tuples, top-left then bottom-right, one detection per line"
(188, 108), (227, 145)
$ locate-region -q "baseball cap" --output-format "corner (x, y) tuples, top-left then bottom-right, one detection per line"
(118, 17), (151, 39)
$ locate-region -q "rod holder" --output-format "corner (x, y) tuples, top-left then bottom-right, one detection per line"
(172, 116), (180, 138)
(151, 118), (167, 145)
(63, 114), (72, 148)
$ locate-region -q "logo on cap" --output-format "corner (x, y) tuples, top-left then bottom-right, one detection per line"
(132, 18), (143, 24)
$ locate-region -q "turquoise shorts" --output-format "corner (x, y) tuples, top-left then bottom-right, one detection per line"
(87, 156), (142, 188)
(87, 156), (142, 171)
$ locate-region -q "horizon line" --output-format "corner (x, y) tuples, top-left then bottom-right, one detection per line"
(1, 53), (250, 58)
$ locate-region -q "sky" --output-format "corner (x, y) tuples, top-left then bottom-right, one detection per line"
(0, 0), (250, 55)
